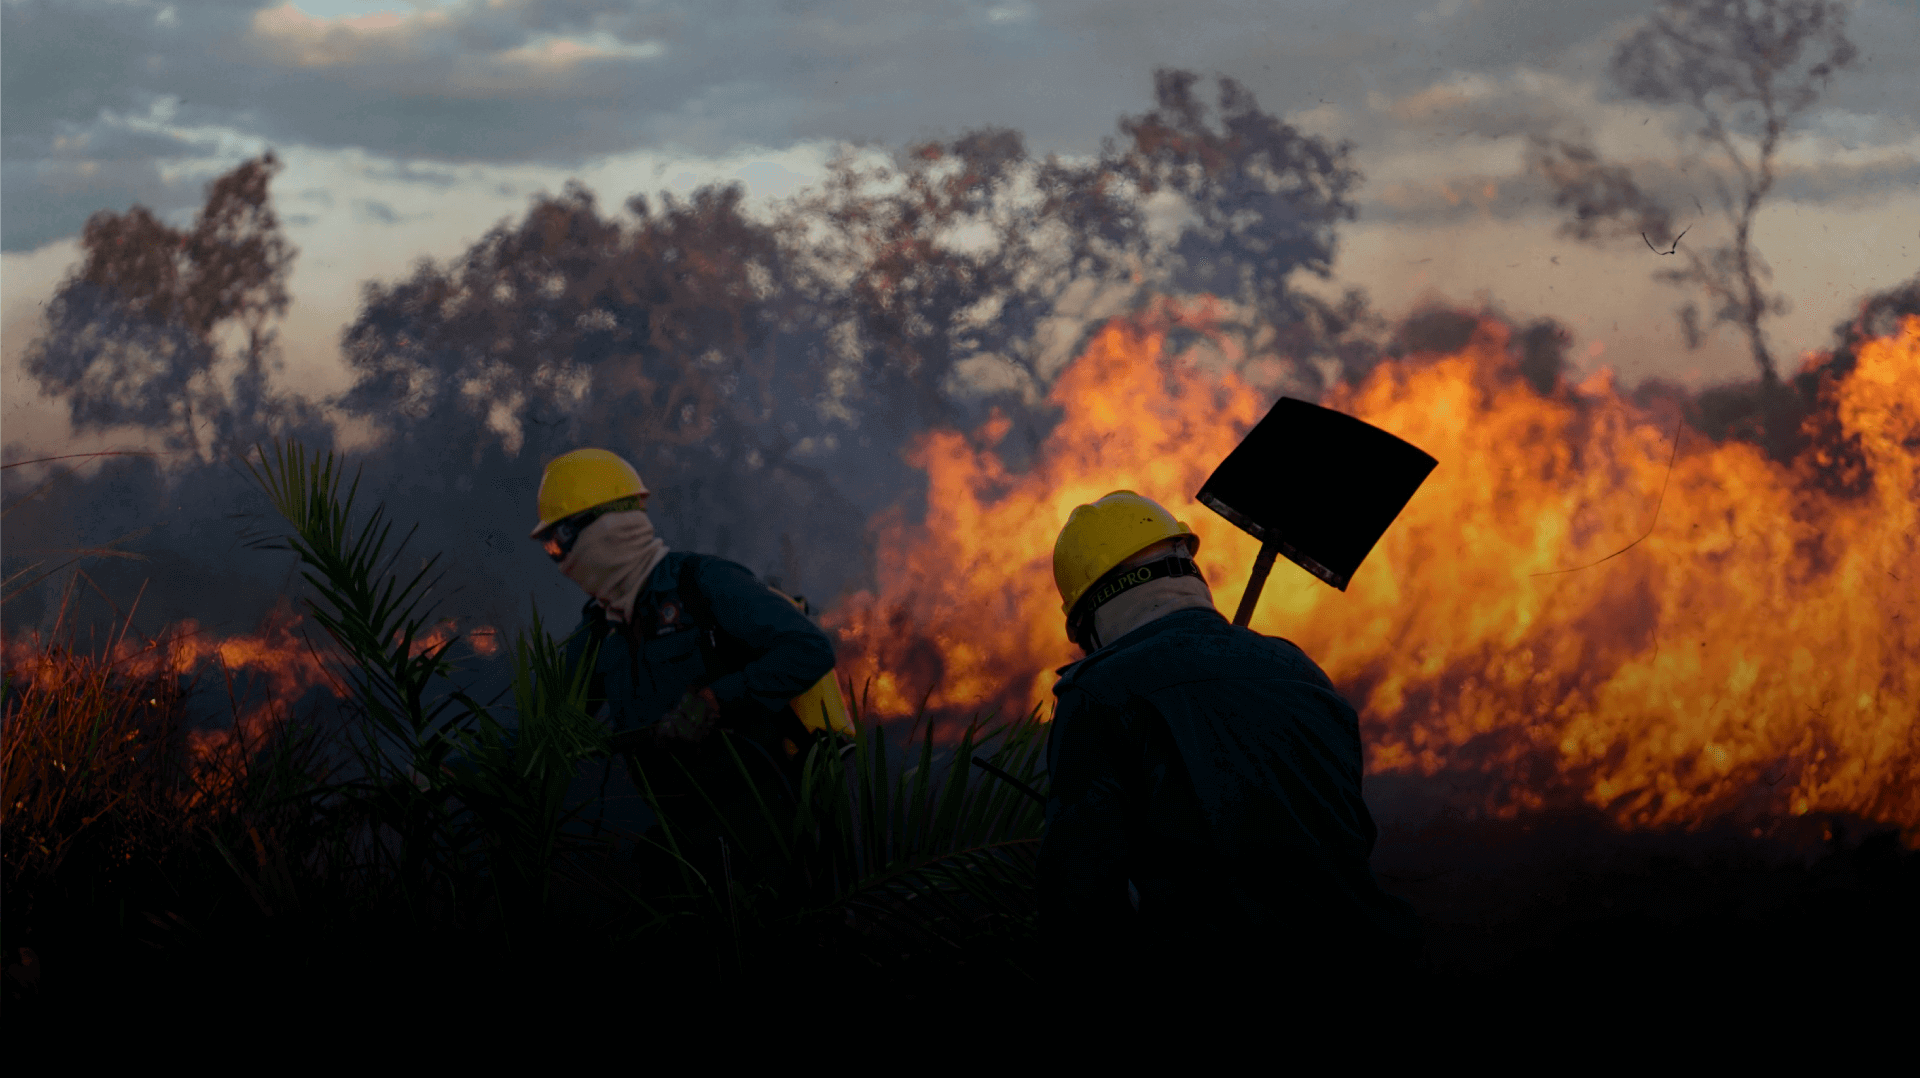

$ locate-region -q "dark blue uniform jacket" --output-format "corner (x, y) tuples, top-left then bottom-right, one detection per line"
(563, 551), (836, 735)
(1040, 606), (1419, 964)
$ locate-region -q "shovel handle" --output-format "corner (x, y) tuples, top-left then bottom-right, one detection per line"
(1233, 540), (1281, 627)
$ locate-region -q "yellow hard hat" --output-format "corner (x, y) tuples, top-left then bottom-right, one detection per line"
(530, 448), (650, 537)
(1052, 490), (1199, 617)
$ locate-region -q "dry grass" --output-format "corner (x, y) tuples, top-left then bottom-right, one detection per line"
(3, 612), (199, 908)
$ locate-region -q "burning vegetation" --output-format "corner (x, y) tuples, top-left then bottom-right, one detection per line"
(4, 45), (1917, 1010)
(831, 303), (1919, 835)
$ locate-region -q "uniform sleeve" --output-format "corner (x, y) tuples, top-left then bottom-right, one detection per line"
(1038, 686), (1137, 957)
(695, 559), (837, 712)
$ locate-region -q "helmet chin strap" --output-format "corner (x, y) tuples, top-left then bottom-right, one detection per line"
(1068, 544), (1202, 653)
(1074, 621), (1102, 653)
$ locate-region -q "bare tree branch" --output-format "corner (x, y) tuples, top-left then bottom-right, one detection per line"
(1603, 0), (1858, 386)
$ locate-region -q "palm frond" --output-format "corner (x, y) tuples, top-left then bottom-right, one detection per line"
(240, 438), (610, 928)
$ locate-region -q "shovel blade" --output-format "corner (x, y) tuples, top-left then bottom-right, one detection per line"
(1196, 397), (1437, 591)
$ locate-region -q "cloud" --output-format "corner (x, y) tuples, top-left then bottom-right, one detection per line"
(4, 0), (1913, 435)
(495, 29), (664, 67)
(6, 0), (1912, 669)
(1381, 69), (1589, 142)
(9, 1), (1911, 202)
(4, 157), (185, 251)
(1326, 49), (1920, 233)
(247, 1), (667, 96)
(247, 2), (458, 69)
(0, 0), (1499, 194)
(353, 196), (414, 223)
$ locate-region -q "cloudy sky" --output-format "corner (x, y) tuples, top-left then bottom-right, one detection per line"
(4, 0), (1916, 464)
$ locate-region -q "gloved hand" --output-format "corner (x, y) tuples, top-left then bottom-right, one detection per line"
(651, 686), (723, 745)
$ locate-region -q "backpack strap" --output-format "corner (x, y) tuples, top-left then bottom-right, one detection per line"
(585, 597), (610, 647)
(676, 555), (728, 689)
(625, 624), (640, 694)
(673, 555), (816, 800)
(585, 597), (642, 696)
(675, 554), (714, 629)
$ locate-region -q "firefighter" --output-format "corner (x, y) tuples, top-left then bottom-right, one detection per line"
(532, 447), (838, 883)
(1039, 490), (1422, 985)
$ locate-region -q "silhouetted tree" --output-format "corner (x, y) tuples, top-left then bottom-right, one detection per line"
(1530, 140), (1676, 246)
(339, 69), (1367, 491)
(1532, 0), (1858, 388)
(1110, 68), (1365, 379)
(324, 70), (1374, 599)
(785, 129), (1065, 437)
(784, 69), (1368, 434)
(14, 70), (1380, 631)
(23, 153), (311, 457)
(338, 180), (872, 600)
(341, 181), (815, 459)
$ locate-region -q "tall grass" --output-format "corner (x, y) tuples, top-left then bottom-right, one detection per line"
(242, 437), (1055, 972)
(2, 437), (1054, 1000)
(240, 438), (613, 936)
(612, 691), (1051, 978)
(0, 581), (333, 982)
(1, 612), (202, 922)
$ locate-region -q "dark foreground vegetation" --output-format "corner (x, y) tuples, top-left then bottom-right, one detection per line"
(4, 441), (1052, 1023)
(1376, 808), (1919, 1011)
(6, 437), (1914, 1023)
(6, 9), (1916, 1016)
(7, 696), (1913, 1021)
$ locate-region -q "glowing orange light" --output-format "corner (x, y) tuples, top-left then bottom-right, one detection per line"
(830, 307), (1920, 834)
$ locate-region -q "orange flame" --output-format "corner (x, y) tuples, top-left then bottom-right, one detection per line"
(830, 307), (1920, 834)
(830, 299), (1263, 719)
(4, 599), (340, 802)
(468, 629), (503, 658)
(5, 601), (502, 804)
(393, 619), (502, 659)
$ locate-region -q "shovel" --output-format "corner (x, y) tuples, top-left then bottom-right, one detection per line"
(1196, 397), (1438, 627)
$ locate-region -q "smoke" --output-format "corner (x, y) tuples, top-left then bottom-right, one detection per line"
(5, 62), (1908, 757)
(1, 70), (1369, 668)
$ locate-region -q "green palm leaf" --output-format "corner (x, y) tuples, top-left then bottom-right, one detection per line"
(242, 438), (610, 930)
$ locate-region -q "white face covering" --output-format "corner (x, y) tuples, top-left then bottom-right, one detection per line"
(1088, 541), (1216, 651)
(557, 510), (671, 624)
